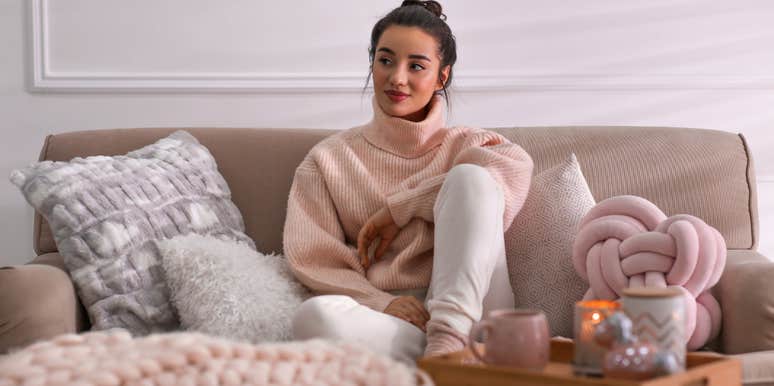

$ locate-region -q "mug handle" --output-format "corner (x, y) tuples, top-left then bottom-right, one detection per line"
(468, 320), (494, 363)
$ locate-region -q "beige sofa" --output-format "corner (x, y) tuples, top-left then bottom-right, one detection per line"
(1, 126), (772, 384)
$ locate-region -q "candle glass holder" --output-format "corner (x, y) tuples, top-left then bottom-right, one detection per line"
(573, 300), (621, 376)
(622, 287), (686, 370)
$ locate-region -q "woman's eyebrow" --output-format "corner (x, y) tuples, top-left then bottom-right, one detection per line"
(377, 47), (432, 62)
(409, 54), (432, 62)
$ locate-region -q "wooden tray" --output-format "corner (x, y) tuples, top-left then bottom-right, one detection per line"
(418, 339), (741, 386)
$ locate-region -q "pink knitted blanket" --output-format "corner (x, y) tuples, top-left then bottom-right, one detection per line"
(0, 330), (430, 386)
(572, 195), (726, 350)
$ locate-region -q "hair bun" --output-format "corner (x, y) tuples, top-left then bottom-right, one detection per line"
(400, 0), (446, 20)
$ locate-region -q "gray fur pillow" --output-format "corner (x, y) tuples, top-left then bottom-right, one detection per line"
(158, 234), (311, 343)
(10, 131), (254, 335)
(506, 154), (594, 338)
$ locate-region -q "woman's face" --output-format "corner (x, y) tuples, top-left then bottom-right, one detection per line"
(372, 25), (450, 122)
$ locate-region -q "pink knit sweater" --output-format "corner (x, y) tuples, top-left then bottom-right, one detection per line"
(283, 96), (533, 312)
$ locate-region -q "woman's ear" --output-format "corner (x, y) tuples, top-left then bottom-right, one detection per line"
(436, 65), (451, 90)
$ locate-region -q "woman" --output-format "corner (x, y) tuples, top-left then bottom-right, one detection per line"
(284, 0), (533, 363)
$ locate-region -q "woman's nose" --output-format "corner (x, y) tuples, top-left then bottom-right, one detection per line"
(389, 67), (407, 86)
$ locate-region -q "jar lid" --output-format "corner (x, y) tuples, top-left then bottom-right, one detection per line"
(622, 287), (683, 298)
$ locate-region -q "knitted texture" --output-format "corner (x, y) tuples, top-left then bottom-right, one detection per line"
(424, 320), (467, 358)
(572, 195), (726, 350)
(0, 330), (429, 386)
(10, 130), (254, 335)
(284, 95), (533, 312)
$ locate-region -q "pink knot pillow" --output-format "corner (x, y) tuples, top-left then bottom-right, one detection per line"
(572, 195), (726, 350)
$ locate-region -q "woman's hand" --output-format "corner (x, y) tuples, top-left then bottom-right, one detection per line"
(357, 207), (400, 270)
(384, 296), (430, 332)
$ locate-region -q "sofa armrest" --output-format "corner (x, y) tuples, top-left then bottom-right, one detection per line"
(28, 252), (91, 332)
(0, 254), (89, 353)
(712, 249), (774, 354)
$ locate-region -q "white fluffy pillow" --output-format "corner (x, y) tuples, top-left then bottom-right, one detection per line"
(158, 234), (311, 343)
(506, 154), (595, 338)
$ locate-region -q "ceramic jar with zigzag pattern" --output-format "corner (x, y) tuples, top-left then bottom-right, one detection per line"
(622, 287), (687, 370)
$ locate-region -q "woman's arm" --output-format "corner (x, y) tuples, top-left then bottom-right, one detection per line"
(386, 129), (534, 230)
(283, 158), (397, 312)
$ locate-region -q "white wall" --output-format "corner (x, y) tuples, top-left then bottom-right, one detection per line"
(1, 0), (772, 265)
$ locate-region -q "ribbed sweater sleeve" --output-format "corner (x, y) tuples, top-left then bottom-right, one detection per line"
(283, 157), (397, 312)
(386, 129), (534, 230)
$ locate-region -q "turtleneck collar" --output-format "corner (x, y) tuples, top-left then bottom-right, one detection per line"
(362, 94), (447, 159)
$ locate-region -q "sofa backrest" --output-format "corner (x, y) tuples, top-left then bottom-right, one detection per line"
(33, 126), (758, 256)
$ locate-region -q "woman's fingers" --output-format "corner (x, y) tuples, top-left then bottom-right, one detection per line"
(358, 207), (402, 271)
(407, 297), (427, 315)
(398, 310), (424, 331)
(357, 225), (372, 269)
(374, 236), (392, 260)
(404, 298), (429, 331)
(417, 300), (430, 321)
(412, 316), (427, 332)
(385, 297), (430, 332)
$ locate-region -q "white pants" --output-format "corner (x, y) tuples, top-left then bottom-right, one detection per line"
(292, 164), (514, 363)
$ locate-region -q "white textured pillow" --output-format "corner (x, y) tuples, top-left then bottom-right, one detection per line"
(506, 154), (595, 338)
(158, 234), (312, 343)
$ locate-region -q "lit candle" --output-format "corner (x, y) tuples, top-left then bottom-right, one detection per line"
(574, 300), (620, 375)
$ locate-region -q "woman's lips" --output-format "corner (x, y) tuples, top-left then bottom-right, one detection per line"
(385, 91), (408, 102)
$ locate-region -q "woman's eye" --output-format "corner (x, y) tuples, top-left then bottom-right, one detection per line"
(378, 58), (391, 65)
(411, 63), (425, 71)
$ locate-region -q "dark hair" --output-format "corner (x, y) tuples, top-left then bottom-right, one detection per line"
(364, 1), (457, 108)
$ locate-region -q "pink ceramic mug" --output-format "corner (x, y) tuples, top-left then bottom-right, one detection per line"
(468, 309), (550, 369)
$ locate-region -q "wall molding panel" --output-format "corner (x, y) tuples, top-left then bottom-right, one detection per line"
(29, 0), (774, 93)
(6, 0), (773, 266)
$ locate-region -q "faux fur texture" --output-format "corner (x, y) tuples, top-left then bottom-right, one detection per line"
(10, 130), (254, 335)
(158, 234), (311, 343)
